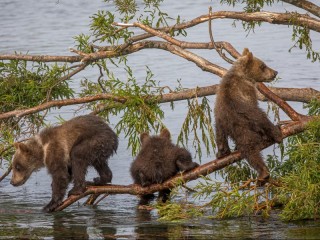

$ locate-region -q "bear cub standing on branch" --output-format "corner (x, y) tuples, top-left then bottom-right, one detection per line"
(130, 128), (199, 205)
(214, 48), (282, 185)
(10, 115), (118, 212)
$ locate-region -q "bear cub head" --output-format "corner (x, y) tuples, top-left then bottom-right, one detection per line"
(11, 140), (44, 187)
(235, 48), (278, 83)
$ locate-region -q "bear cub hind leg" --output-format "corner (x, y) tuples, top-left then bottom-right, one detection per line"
(92, 161), (113, 185)
(246, 150), (270, 186)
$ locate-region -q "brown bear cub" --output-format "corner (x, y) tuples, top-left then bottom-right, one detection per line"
(10, 115), (118, 212)
(130, 128), (199, 205)
(214, 48), (282, 185)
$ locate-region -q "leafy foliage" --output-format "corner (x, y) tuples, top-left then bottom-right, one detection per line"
(80, 64), (165, 155)
(0, 60), (73, 113)
(220, 0), (320, 62)
(0, 60), (74, 127)
(289, 13), (320, 62)
(178, 96), (215, 160)
(0, 59), (74, 163)
(220, 0), (276, 12)
(275, 115), (320, 221)
(156, 100), (320, 222)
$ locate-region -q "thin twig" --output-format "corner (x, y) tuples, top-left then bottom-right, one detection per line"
(94, 194), (109, 206)
(46, 63), (88, 101)
(208, 7), (234, 64)
(97, 64), (107, 93)
(0, 165), (12, 183)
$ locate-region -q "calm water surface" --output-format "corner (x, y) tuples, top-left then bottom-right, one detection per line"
(0, 0), (320, 239)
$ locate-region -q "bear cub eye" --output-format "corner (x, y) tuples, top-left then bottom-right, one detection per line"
(14, 164), (22, 172)
(260, 63), (266, 70)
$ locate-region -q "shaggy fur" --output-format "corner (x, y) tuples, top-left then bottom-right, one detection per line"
(10, 115), (118, 212)
(130, 128), (199, 205)
(214, 48), (282, 184)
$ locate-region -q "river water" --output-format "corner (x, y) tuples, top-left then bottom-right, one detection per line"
(0, 0), (320, 239)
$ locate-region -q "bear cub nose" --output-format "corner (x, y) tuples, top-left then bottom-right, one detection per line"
(273, 71), (278, 78)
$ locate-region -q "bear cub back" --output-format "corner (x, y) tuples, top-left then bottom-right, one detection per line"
(130, 128), (199, 204)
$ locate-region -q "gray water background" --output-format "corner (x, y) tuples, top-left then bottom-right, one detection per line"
(0, 0), (320, 239)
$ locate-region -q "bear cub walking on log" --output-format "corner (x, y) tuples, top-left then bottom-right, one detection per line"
(10, 115), (118, 212)
(130, 128), (199, 205)
(214, 48), (282, 185)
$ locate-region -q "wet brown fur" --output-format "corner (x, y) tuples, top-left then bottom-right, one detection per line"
(130, 129), (199, 205)
(11, 115), (118, 212)
(214, 48), (282, 184)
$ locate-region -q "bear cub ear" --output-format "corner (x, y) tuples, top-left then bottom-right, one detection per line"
(242, 48), (250, 56)
(160, 128), (171, 139)
(241, 48), (253, 65)
(13, 142), (30, 154)
(140, 132), (150, 145)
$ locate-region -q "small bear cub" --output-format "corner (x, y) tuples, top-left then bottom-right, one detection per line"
(214, 48), (282, 185)
(11, 115), (118, 212)
(130, 128), (199, 205)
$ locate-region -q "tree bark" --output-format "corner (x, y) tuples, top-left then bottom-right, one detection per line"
(282, 0), (320, 18)
(0, 85), (318, 121)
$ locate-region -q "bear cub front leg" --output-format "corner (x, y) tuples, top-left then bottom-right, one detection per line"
(43, 171), (70, 212)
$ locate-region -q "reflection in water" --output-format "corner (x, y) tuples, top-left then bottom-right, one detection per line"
(52, 210), (118, 240)
(52, 212), (89, 239)
(134, 209), (166, 239)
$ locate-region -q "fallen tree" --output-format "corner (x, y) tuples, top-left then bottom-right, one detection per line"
(0, 1), (319, 215)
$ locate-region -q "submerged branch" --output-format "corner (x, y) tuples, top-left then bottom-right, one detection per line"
(55, 116), (315, 212)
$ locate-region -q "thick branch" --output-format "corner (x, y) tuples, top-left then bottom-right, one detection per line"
(2, 9), (319, 63)
(282, 0), (320, 18)
(1, 85), (317, 121)
(108, 10), (320, 47)
(54, 116), (315, 212)
(145, 42), (226, 76)
(257, 87), (320, 103)
(0, 54), (81, 63)
(195, 11), (320, 33)
(0, 94), (127, 120)
(0, 40), (236, 65)
(257, 83), (306, 121)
